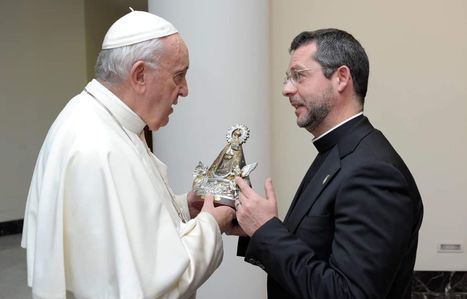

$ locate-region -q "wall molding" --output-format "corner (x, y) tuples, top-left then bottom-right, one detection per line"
(0, 219), (23, 236)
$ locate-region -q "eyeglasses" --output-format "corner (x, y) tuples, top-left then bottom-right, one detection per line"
(283, 67), (316, 86)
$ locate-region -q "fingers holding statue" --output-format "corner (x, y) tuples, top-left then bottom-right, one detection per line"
(234, 177), (278, 236)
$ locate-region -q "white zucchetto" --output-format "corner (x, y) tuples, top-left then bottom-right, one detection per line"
(102, 10), (178, 49)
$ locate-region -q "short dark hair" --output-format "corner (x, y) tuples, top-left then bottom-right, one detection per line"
(290, 29), (369, 104)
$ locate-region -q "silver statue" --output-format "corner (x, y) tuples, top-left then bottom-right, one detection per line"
(192, 124), (258, 208)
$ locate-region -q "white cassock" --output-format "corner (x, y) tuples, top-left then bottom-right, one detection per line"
(21, 79), (222, 299)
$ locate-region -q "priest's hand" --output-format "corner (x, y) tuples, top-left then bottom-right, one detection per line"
(235, 177), (278, 236)
(201, 194), (235, 233)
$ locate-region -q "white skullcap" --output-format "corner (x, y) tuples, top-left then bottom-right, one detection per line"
(102, 10), (178, 49)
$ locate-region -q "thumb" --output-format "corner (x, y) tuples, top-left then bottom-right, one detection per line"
(202, 194), (215, 211)
(264, 178), (276, 201)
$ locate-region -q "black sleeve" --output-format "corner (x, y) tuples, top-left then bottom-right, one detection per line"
(237, 236), (250, 257)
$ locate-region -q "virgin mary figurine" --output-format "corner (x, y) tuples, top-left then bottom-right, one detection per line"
(192, 124), (257, 208)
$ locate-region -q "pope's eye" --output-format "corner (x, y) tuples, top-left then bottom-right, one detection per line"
(173, 72), (186, 85)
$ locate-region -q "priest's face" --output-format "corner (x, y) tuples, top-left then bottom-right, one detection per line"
(282, 42), (334, 135)
(144, 34), (189, 130)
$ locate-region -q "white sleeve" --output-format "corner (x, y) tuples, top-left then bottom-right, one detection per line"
(174, 192), (190, 218)
(175, 212), (223, 299)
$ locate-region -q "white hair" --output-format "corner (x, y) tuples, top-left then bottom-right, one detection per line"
(95, 38), (165, 83)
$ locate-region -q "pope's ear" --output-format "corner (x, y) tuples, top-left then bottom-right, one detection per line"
(129, 61), (147, 93)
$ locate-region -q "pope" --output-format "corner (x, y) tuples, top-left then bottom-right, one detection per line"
(21, 10), (235, 299)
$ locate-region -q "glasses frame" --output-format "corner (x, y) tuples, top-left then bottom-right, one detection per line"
(283, 67), (317, 86)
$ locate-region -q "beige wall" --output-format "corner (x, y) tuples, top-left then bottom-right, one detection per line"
(0, 0), (147, 222)
(270, 0), (467, 270)
(0, 1), (87, 222)
(84, 0), (147, 80)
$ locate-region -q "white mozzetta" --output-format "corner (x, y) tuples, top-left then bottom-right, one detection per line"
(22, 80), (223, 299)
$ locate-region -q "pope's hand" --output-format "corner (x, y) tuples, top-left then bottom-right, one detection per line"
(201, 194), (235, 233)
(187, 191), (203, 218)
(235, 177), (278, 236)
(224, 221), (248, 236)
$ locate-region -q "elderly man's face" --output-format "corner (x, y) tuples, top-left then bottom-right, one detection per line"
(144, 34), (189, 130)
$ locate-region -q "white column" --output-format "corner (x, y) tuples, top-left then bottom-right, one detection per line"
(149, 1), (269, 298)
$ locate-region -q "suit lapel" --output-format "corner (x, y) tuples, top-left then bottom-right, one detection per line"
(285, 147), (341, 233)
(284, 159), (318, 222)
(283, 116), (375, 233)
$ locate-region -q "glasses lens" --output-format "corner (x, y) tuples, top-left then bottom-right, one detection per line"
(283, 72), (291, 85)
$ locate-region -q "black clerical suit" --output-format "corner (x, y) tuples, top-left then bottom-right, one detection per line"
(244, 115), (423, 299)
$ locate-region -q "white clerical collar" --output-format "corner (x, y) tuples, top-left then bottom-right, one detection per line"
(85, 79), (146, 135)
(313, 112), (364, 142)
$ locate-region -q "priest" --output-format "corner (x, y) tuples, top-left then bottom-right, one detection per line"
(21, 10), (235, 299)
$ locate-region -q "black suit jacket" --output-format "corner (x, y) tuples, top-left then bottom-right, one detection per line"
(244, 116), (423, 299)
